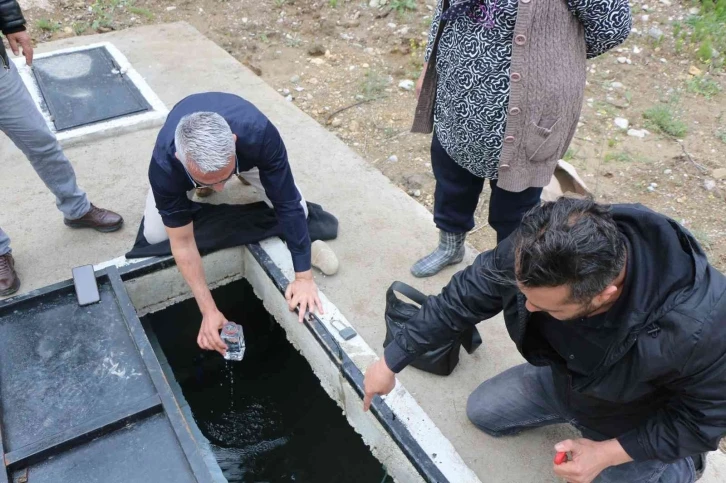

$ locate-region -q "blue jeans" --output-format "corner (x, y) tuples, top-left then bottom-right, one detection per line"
(466, 364), (697, 483)
(430, 132), (543, 243)
(0, 60), (90, 255)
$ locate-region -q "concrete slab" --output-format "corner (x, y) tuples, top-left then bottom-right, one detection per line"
(1, 23), (723, 482)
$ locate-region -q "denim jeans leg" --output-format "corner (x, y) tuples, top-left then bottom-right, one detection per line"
(594, 456), (695, 483)
(467, 363), (569, 436)
(0, 61), (90, 220)
(0, 227), (10, 255)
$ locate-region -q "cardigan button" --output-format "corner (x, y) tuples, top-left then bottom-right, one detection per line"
(515, 34), (527, 45)
(504, 136), (515, 143)
(511, 72), (522, 82)
(510, 107), (521, 115)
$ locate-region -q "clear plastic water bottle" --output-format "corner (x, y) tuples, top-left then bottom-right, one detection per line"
(221, 321), (245, 361)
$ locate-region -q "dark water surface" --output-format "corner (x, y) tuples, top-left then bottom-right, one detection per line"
(143, 279), (387, 483)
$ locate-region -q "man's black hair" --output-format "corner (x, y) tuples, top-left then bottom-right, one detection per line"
(514, 197), (627, 302)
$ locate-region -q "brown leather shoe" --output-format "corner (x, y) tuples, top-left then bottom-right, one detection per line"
(0, 253), (20, 297)
(64, 204), (123, 232)
(195, 187), (214, 198)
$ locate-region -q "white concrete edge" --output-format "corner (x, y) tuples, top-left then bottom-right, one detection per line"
(257, 238), (482, 483)
(12, 42), (168, 148)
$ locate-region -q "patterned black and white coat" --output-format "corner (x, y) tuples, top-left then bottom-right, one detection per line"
(425, 0), (632, 179)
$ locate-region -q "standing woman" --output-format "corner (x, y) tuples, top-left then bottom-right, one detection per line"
(410, 0), (631, 278)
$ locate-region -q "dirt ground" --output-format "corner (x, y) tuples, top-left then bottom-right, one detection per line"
(19, 0), (726, 270)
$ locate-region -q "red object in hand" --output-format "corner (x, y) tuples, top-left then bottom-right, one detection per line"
(554, 451), (568, 465)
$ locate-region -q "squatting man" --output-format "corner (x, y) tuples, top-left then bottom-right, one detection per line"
(364, 198), (726, 483)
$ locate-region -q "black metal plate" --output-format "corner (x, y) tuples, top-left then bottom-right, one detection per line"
(0, 268), (214, 483)
(32, 46), (150, 131)
(11, 413), (197, 483)
(0, 282), (156, 452)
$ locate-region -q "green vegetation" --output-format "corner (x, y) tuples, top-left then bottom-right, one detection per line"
(329, 0), (339, 7)
(687, 76), (722, 98)
(604, 151), (633, 163)
(643, 105), (689, 138)
(360, 70), (388, 99)
(391, 0), (417, 14)
(72, 22), (89, 35)
(36, 19), (60, 33)
(128, 6), (154, 20)
(678, 0), (726, 69)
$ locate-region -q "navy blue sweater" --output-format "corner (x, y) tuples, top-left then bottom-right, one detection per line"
(148, 92), (311, 272)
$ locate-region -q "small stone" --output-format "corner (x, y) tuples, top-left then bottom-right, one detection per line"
(63, 26), (73, 34)
(689, 7), (700, 15)
(282, 88), (291, 96)
(649, 27), (664, 41)
(611, 81), (624, 89)
(617, 56), (629, 64)
(688, 65), (702, 77)
(295, 86), (304, 92)
(285, 95), (293, 102)
(413, 189), (422, 198)
(369, 0), (381, 7)
(712, 168), (726, 180)
(166, 6), (177, 11)
(704, 179), (717, 191)
(387, 155), (399, 163)
(664, 169), (673, 175)
(308, 44), (326, 57)
(650, 183), (658, 188)
(641, 15), (650, 22)
(398, 79), (415, 91)
(387, 23), (397, 29)
(290, 74), (301, 83)
(310, 58), (326, 66)
(660, 58), (667, 63)
(614, 117), (629, 130)
(659, 0), (671, 6)
(633, 46), (642, 54)
(647, 186), (656, 192)
(628, 129), (647, 138)
(331, 118), (342, 128)
(242, 17), (248, 23)
(349, 120), (360, 132)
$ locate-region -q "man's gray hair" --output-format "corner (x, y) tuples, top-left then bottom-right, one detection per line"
(174, 112), (235, 173)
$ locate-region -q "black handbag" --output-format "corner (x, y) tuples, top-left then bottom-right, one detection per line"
(383, 281), (482, 376)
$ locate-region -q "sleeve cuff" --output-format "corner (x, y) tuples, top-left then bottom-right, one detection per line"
(384, 339), (417, 374)
(617, 429), (651, 462)
(2, 25), (26, 35)
(291, 250), (311, 273)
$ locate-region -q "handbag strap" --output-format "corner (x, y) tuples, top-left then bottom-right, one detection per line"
(428, 0), (450, 67)
(389, 281), (428, 306)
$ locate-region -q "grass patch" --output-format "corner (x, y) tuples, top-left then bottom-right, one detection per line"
(36, 19), (61, 32)
(687, 76), (722, 98)
(284, 34), (302, 48)
(716, 128), (726, 144)
(128, 6), (153, 19)
(72, 22), (89, 35)
(681, 0), (726, 68)
(274, 0), (286, 8)
(563, 148), (577, 161)
(391, 0), (417, 14)
(643, 105), (689, 138)
(604, 151), (633, 163)
(360, 70), (388, 99)
(328, 0), (339, 7)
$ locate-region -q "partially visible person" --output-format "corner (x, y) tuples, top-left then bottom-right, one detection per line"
(145, 92), (325, 356)
(1, 0), (123, 296)
(365, 198), (726, 483)
(410, 0), (631, 277)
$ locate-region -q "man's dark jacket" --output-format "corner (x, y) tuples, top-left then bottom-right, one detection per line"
(0, 0), (26, 66)
(385, 204), (726, 463)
